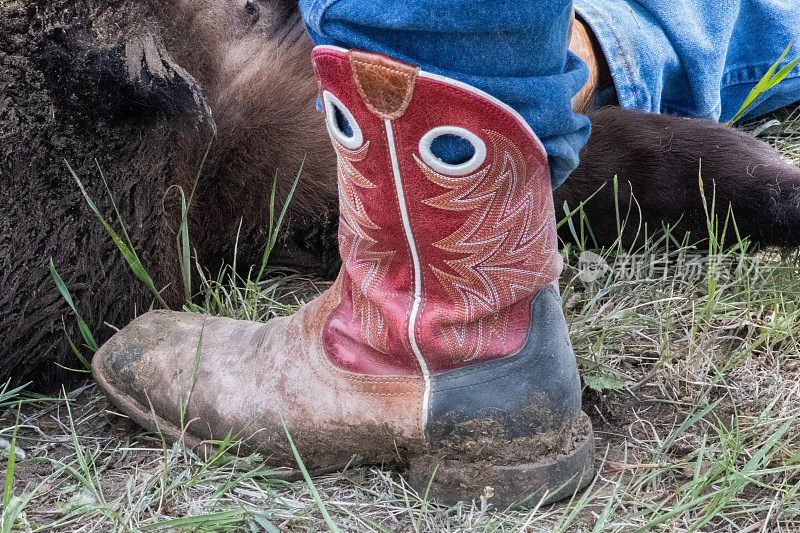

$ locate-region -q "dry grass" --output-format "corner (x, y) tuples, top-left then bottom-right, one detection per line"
(3, 106), (800, 532)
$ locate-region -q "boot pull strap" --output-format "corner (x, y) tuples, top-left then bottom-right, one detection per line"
(349, 50), (419, 121)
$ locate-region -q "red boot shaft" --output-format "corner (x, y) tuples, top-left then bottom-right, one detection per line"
(315, 47), (562, 377)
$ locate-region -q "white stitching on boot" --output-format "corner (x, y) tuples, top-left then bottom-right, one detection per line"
(385, 119), (431, 429)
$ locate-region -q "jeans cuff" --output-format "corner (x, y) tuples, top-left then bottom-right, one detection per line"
(573, 0), (644, 113)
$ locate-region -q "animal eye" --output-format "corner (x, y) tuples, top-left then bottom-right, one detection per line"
(243, 0), (260, 21)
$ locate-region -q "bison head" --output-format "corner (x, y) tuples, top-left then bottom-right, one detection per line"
(1, 0), (337, 388)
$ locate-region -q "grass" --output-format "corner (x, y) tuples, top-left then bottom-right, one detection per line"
(5, 108), (800, 530)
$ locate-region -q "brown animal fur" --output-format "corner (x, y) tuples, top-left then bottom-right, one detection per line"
(162, 0), (340, 276)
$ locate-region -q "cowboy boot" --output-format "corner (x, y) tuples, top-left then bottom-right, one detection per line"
(93, 46), (594, 507)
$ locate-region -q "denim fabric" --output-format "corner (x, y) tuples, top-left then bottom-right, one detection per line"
(299, 0), (800, 187)
(575, 0), (800, 121)
(299, 0), (591, 189)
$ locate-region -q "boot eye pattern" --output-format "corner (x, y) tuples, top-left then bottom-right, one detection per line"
(323, 91), (363, 149)
(417, 130), (560, 361)
(419, 126), (487, 176)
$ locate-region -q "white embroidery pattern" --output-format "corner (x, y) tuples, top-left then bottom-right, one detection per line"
(416, 130), (560, 361)
(334, 140), (394, 353)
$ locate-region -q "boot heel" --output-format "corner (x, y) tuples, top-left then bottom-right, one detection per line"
(407, 414), (594, 508)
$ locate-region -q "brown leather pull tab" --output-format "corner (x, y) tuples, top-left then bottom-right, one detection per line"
(349, 50), (420, 121)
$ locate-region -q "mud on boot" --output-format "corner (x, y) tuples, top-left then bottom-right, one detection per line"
(407, 284), (594, 507)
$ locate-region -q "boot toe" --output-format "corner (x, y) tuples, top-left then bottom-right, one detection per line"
(94, 310), (198, 386)
(92, 310), (210, 436)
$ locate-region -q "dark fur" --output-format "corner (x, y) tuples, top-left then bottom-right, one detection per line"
(0, 0), (336, 389)
(0, 0), (197, 388)
(1, 0), (799, 389)
(556, 108), (800, 247)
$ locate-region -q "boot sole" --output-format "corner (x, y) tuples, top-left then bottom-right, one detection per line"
(95, 366), (594, 507)
(407, 414), (594, 508)
(95, 364), (209, 453)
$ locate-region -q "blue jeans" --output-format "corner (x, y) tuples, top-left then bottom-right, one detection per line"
(299, 0), (800, 188)
(575, 0), (800, 122)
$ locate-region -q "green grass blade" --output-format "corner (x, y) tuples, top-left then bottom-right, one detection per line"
(50, 259), (99, 353)
(281, 418), (340, 533)
(180, 189), (192, 301)
(1, 494), (35, 533)
(256, 161), (304, 284)
(67, 161), (170, 310)
(95, 160), (138, 254)
(0, 382), (29, 409)
(3, 402), (21, 509)
(139, 509), (250, 531)
(732, 43), (792, 121)
(62, 318), (92, 371)
(763, 55), (800, 93)
(176, 141), (210, 302)
(730, 42), (799, 123)
(179, 324), (205, 430)
(253, 513), (281, 533)
(557, 182), (606, 229)
(270, 159), (304, 250)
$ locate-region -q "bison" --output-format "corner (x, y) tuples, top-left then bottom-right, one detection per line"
(2, 0), (799, 388)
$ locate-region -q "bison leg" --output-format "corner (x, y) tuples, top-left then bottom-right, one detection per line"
(555, 107), (800, 248)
